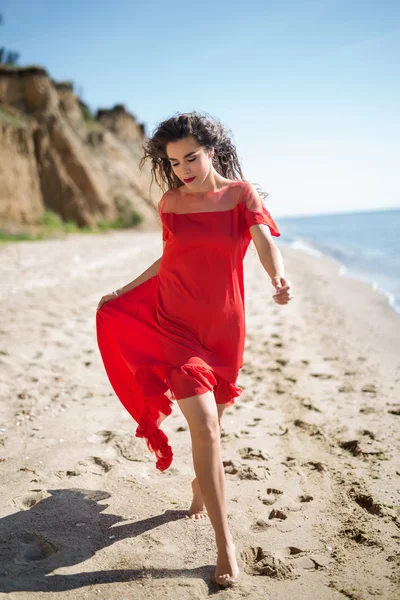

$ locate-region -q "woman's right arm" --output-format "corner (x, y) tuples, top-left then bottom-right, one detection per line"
(115, 241), (167, 296)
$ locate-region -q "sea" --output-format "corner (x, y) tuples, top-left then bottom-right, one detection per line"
(276, 208), (400, 316)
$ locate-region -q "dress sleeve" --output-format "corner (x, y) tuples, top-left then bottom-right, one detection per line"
(242, 181), (280, 237)
(158, 195), (170, 242)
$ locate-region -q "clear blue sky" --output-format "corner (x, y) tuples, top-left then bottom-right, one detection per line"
(1, 0), (399, 217)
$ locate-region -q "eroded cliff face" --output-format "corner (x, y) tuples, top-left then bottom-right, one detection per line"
(0, 66), (159, 231)
(0, 110), (43, 225)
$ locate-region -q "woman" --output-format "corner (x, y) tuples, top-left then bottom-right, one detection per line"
(96, 111), (293, 587)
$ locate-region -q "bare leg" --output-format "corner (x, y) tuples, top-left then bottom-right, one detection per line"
(176, 392), (238, 586)
(189, 402), (227, 519)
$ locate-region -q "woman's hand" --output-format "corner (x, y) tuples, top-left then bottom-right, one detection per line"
(272, 277), (293, 305)
(96, 292), (118, 311)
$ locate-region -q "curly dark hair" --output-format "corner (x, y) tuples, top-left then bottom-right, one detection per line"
(139, 111), (268, 202)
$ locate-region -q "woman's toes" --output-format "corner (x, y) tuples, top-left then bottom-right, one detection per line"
(189, 509), (208, 519)
(214, 544), (239, 586)
(215, 574), (238, 587)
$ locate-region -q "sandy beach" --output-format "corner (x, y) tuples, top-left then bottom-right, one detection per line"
(0, 230), (399, 599)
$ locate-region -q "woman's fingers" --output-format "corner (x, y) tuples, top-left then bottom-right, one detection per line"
(273, 290), (294, 304)
(96, 297), (105, 311)
(273, 286), (293, 298)
(273, 282), (293, 295)
(96, 293), (117, 311)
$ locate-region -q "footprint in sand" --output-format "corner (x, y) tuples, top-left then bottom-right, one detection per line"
(339, 437), (386, 458)
(293, 419), (322, 437)
(285, 546), (303, 556)
(15, 532), (58, 564)
(349, 490), (384, 516)
(89, 429), (151, 463)
(269, 509), (288, 520)
(258, 488), (283, 505)
(340, 439), (362, 456)
(223, 459), (269, 480)
(304, 461), (325, 472)
(251, 518), (272, 532)
(75, 456), (113, 475)
(240, 546), (296, 579)
(54, 469), (81, 479)
(13, 490), (50, 510)
(339, 527), (380, 547)
(239, 447), (269, 461)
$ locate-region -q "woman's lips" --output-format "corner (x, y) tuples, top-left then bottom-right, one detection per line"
(183, 176), (196, 183)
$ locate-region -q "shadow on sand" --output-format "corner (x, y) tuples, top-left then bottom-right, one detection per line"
(0, 488), (215, 592)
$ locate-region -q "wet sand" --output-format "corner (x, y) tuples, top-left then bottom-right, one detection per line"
(0, 231), (399, 599)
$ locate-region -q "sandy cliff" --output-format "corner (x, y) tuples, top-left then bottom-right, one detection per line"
(0, 66), (159, 231)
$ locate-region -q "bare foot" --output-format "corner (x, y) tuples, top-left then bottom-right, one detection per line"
(188, 477), (208, 520)
(214, 541), (240, 587)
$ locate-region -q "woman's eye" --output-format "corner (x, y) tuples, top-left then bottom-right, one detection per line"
(171, 157), (196, 167)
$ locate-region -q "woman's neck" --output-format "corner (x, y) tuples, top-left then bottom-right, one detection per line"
(180, 171), (232, 194)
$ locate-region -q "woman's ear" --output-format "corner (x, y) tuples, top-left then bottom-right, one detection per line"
(209, 147), (215, 158)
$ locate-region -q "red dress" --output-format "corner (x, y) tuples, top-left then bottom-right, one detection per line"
(96, 180), (280, 471)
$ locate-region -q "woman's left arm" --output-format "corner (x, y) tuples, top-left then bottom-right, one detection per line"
(249, 224), (294, 305)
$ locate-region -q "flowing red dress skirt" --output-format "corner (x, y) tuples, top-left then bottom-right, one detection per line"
(96, 181), (280, 471)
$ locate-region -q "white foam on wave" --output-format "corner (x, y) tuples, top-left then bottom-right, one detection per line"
(372, 282), (399, 313)
(289, 239), (323, 258)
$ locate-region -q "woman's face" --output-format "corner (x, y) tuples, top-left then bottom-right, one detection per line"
(166, 136), (214, 188)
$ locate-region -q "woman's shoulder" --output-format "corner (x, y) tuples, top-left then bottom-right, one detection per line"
(163, 180), (249, 194)
(158, 180), (250, 209)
